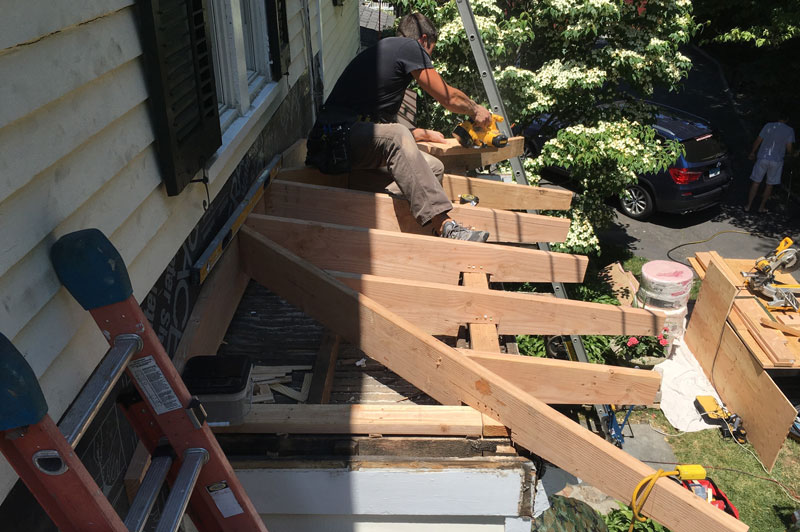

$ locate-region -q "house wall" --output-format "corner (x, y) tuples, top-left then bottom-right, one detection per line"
(0, 0), (359, 518)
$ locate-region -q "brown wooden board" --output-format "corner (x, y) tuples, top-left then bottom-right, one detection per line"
(687, 256), (797, 469)
(693, 252), (800, 368)
(685, 260), (738, 365)
(441, 174), (573, 211)
(172, 237), (251, 373)
(214, 404), (487, 436)
(264, 180), (570, 243)
(334, 273), (664, 336)
(706, 325), (797, 470)
(307, 332), (342, 404)
(238, 227), (747, 532)
(416, 137), (525, 172)
(244, 214), (589, 284)
(461, 272), (501, 351)
(462, 350), (661, 406)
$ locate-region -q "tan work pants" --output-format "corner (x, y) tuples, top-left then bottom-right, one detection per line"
(349, 122), (451, 226)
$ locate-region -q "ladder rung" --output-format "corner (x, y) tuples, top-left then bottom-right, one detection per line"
(124, 453), (173, 532)
(59, 334), (142, 447)
(155, 448), (209, 532)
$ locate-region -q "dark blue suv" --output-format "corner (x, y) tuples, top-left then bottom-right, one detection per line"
(523, 103), (732, 220)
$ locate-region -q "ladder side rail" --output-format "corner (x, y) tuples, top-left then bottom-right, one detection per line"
(58, 334), (143, 448)
(154, 448), (209, 532)
(454, 0), (610, 424)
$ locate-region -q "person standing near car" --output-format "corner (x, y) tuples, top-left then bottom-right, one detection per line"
(745, 113), (795, 212)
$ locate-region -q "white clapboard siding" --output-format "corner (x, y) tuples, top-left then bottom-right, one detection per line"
(320, 0), (359, 99)
(0, 58), (148, 205)
(0, 103), (156, 279)
(0, 6), (141, 130)
(0, 0), (359, 506)
(0, 148), (160, 342)
(0, 0), (133, 51)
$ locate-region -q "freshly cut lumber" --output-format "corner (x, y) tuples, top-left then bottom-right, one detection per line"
(124, 442), (151, 503)
(693, 252), (799, 367)
(172, 237), (250, 372)
(441, 174), (572, 211)
(214, 404), (489, 436)
(460, 350), (661, 406)
(461, 272), (501, 351)
(307, 332), (342, 403)
(245, 214), (588, 284)
(274, 164), (572, 211)
(238, 226), (747, 532)
(416, 137), (525, 172)
(685, 260), (738, 367)
(264, 180), (570, 243)
(686, 258), (796, 470)
(334, 273), (664, 336)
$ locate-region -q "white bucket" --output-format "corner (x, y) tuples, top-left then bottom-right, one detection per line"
(638, 260), (694, 308)
(636, 297), (688, 347)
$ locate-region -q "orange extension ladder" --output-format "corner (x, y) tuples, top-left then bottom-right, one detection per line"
(0, 229), (267, 532)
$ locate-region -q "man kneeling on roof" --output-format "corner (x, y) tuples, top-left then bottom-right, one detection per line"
(306, 12), (492, 242)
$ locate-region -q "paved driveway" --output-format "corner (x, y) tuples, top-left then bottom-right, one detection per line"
(597, 47), (800, 265)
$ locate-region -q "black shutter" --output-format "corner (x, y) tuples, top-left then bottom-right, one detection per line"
(265, 0), (290, 81)
(137, 0), (222, 196)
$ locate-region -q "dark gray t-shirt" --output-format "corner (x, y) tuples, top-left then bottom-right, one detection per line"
(325, 37), (434, 123)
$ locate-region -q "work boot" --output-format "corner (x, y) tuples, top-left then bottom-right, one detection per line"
(440, 220), (489, 242)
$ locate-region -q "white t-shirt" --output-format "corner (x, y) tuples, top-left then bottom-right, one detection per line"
(757, 122), (795, 162)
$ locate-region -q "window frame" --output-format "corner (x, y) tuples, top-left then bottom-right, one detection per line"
(206, 0), (273, 131)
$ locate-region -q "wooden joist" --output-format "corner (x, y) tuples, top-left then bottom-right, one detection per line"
(461, 272), (501, 351)
(416, 137), (525, 172)
(264, 180), (570, 243)
(244, 214), (589, 284)
(441, 174), (573, 211)
(334, 272), (664, 336)
(275, 165), (574, 211)
(686, 259), (797, 471)
(461, 350), (661, 406)
(213, 404), (507, 437)
(238, 227), (747, 532)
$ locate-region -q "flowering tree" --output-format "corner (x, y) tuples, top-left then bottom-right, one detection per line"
(394, 0), (696, 252)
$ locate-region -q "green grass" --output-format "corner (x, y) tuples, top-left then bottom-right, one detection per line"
(628, 409), (800, 530)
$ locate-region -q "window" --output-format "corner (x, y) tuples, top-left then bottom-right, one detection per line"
(206, 0), (278, 131)
(137, 0), (289, 196)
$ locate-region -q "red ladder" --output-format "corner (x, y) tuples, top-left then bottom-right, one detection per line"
(0, 229), (267, 532)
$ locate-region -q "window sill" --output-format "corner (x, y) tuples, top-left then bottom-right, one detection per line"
(205, 76), (289, 189)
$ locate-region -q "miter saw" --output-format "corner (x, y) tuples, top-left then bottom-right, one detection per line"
(741, 237), (800, 311)
(453, 114), (509, 148)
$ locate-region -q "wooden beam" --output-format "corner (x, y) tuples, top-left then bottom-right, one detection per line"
(416, 137), (525, 172)
(334, 273), (664, 336)
(460, 350), (661, 406)
(441, 174), (573, 211)
(461, 272), (501, 351)
(687, 259), (797, 470)
(238, 227), (747, 532)
(172, 237), (251, 373)
(760, 317), (800, 336)
(307, 332), (342, 403)
(214, 404), (490, 436)
(245, 214), (588, 284)
(264, 180), (570, 243)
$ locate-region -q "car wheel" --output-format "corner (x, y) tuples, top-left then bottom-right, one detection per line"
(620, 184), (654, 220)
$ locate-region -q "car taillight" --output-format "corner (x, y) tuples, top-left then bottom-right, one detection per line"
(669, 167), (702, 184)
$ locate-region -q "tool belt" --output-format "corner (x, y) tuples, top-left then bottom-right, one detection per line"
(305, 106), (359, 174)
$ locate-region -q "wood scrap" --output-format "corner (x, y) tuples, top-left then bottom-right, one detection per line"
(251, 384), (275, 404)
(760, 317), (800, 336)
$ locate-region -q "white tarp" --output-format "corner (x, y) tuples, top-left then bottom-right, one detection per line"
(654, 337), (720, 432)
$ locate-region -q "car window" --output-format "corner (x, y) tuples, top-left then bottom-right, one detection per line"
(682, 134), (726, 162)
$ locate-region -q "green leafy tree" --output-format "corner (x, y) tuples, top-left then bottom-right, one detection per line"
(694, 0), (800, 48)
(393, 0), (696, 251)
